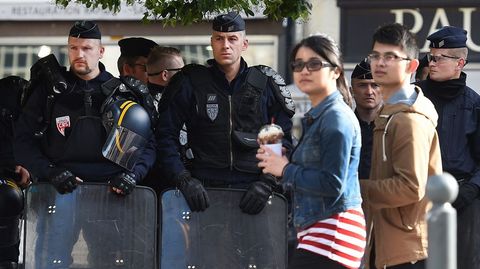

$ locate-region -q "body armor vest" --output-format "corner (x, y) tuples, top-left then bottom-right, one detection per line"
(183, 65), (269, 174)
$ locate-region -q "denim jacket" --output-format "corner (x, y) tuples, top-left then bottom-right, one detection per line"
(283, 90), (362, 229)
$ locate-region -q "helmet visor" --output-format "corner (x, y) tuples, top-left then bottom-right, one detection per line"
(102, 125), (147, 171)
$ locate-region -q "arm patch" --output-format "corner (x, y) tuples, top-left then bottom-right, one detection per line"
(255, 65), (295, 117)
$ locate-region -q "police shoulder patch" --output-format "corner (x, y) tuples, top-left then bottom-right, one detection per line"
(255, 65), (295, 117)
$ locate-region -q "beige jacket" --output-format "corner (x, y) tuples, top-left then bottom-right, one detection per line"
(360, 86), (443, 268)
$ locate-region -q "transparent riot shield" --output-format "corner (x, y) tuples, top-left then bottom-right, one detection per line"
(161, 188), (288, 269)
(23, 183), (157, 269)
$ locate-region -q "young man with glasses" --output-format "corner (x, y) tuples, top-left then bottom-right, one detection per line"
(155, 12), (295, 215)
(360, 23), (442, 269)
(416, 26), (480, 269)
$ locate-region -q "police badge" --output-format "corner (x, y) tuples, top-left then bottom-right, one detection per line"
(206, 94), (218, 121)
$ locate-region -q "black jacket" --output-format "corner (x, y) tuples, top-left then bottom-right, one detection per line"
(14, 64), (156, 182)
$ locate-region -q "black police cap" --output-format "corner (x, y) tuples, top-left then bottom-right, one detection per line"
(212, 12), (245, 32)
(118, 37), (158, 58)
(351, 59), (372, 80)
(69, 20), (101, 39)
(427, 26), (467, 49)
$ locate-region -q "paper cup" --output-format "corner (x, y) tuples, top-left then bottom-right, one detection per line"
(265, 143), (282, 156)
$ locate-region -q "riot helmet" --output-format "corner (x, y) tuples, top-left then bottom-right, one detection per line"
(102, 99), (152, 171)
(0, 76), (28, 121)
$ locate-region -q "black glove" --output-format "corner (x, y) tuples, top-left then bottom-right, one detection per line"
(239, 174), (276, 215)
(177, 170), (209, 212)
(452, 182), (480, 211)
(109, 172), (136, 195)
(48, 167), (78, 194)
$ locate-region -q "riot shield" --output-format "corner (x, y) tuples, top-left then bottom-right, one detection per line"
(161, 188), (288, 269)
(22, 183), (157, 269)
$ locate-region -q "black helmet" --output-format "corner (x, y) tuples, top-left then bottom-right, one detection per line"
(0, 76), (28, 120)
(101, 99), (151, 171)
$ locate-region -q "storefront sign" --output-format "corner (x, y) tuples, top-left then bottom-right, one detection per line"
(338, 1), (480, 62)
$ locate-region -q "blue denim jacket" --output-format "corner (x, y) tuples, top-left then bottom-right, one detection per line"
(283, 91), (362, 229)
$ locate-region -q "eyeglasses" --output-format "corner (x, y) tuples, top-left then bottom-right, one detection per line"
(427, 54), (460, 63)
(367, 53), (410, 64)
(291, 59), (333, 72)
(147, 68), (182, 77)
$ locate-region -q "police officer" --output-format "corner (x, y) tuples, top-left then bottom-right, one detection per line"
(350, 59), (382, 180)
(14, 20), (156, 268)
(118, 37), (158, 84)
(146, 46), (184, 110)
(416, 26), (480, 269)
(156, 12), (295, 214)
(0, 76), (31, 269)
(139, 46), (185, 194)
(15, 20), (155, 195)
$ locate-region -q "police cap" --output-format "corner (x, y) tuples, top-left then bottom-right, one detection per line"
(351, 59), (372, 80)
(118, 37), (158, 58)
(212, 12), (245, 32)
(427, 26), (467, 49)
(69, 20), (101, 39)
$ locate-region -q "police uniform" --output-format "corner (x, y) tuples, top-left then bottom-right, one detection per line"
(156, 12), (295, 214)
(351, 59), (375, 180)
(416, 26), (480, 269)
(14, 22), (155, 185)
(0, 76), (27, 268)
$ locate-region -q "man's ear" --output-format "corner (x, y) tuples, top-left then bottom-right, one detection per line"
(122, 63), (132, 76)
(161, 70), (169, 82)
(457, 58), (467, 70)
(407, 59), (419, 74)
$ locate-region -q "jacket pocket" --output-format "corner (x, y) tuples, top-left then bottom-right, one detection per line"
(381, 203), (421, 232)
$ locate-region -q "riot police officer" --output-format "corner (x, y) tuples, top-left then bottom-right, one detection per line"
(14, 20), (156, 268)
(0, 76), (31, 269)
(156, 12), (295, 214)
(117, 37), (158, 84)
(14, 20), (156, 195)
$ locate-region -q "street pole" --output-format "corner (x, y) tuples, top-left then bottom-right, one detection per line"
(426, 173), (458, 269)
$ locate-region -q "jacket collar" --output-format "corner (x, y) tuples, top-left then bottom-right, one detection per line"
(305, 90), (341, 120)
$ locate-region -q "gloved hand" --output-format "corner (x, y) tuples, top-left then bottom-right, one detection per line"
(452, 182), (480, 211)
(48, 167), (78, 194)
(177, 170), (209, 212)
(109, 172), (136, 195)
(239, 174), (276, 215)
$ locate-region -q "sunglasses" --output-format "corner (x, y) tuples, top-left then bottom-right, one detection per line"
(291, 59), (333, 72)
(147, 68), (182, 76)
(426, 54), (460, 63)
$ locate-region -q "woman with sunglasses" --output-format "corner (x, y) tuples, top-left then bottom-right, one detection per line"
(257, 34), (365, 269)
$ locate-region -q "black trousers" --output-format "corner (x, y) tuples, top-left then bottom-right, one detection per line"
(288, 249), (348, 269)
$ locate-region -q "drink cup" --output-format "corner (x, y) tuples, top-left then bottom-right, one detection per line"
(264, 143), (282, 156)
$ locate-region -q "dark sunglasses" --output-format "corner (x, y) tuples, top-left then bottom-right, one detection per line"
(291, 59), (333, 72)
(147, 68), (182, 76)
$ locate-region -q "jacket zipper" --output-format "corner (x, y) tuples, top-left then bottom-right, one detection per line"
(228, 95), (233, 170)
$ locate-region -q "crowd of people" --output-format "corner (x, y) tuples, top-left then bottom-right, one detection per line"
(0, 11), (479, 269)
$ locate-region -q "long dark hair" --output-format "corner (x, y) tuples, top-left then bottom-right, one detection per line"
(290, 34), (353, 108)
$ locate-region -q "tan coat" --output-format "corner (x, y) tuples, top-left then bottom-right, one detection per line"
(360, 86), (443, 268)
